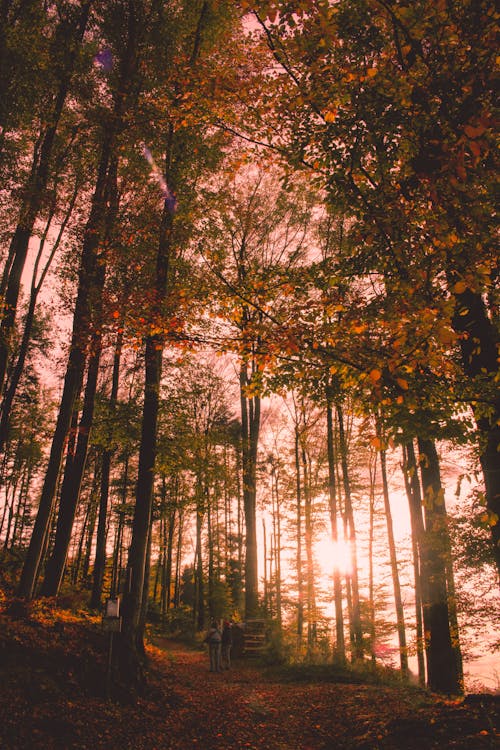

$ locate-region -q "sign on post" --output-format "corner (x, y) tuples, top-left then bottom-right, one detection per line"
(103, 597), (122, 632)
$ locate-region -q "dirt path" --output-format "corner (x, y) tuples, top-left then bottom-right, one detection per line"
(1, 634), (498, 749)
(144, 637), (403, 749)
(133, 638), (497, 750)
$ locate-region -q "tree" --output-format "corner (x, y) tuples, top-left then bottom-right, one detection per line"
(201, 166), (315, 617)
(18, 0), (143, 601)
(117, 0), (239, 682)
(0, 1), (93, 393)
(242, 0), (499, 579)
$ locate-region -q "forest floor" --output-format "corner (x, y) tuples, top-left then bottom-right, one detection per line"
(0, 598), (498, 750)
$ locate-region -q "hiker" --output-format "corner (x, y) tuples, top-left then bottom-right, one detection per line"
(204, 620), (222, 672)
(221, 621), (233, 670)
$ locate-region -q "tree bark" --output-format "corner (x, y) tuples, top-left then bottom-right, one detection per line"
(451, 288), (500, 579)
(240, 363), (260, 619)
(378, 428), (409, 679)
(336, 402), (364, 661)
(402, 441), (426, 687)
(417, 436), (462, 694)
(90, 328), (123, 609)
(118, 116), (174, 682)
(326, 398), (345, 663)
(294, 425), (304, 641)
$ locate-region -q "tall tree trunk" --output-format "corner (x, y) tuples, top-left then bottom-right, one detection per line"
(120, 336), (163, 681)
(451, 287), (500, 579)
(301, 436), (316, 648)
(17, 126), (115, 600)
(173, 509), (184, 608)
(402, 441), (426, 687)
(262, 517), (268, 614)
(240, 362), (260, 619)
(326, 397), (345, 663)
(163, 499), (176, 616)
(41, 331), (102, 596)
(378, 428), (409, 680)
(271, 466), (282, 628)
(81, 474), (99, 584)
(111, 454), (129, 598)
(367, 451), (377, 665)
(417, 436), (462, 694)
(119, 120), (174, 681)
(207, 484), (215, 620)
(336, 402), (363, 661)
(195, 504), (205, 631)
(91, 328), (123, 609)
(294, 425), (304, 641)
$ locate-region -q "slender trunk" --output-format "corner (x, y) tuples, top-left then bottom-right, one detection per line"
(2, 479), (18, 550)
(111, 455), (129, 598)
(41, 332), (102, 596)
(90, 449), (111, 608)
(336, 403), (363, 660)
(294, 426), (304, 641)
(194, 506), (205, 629)
(417, 436), (462, 694)
(174, 510), (183, 608)
(368, 452), (376, 665)
(10, 466), (28, 548)
(72, 491), (91, 585)
(207, 485), (215, 620)
(262, 517), (268, 613)
(164, 501), (176, 614)
(120, 338), (162, 678)
(240, 363), (260, 619)
(451, 287), (500, 579)
(82, 475), (99, 584)
(378, 428), (408, 679)
(402, 441), (426, 687)
(272, 468), (282, 628)
(91, 328), (123, 609)
(137, 522), (152, 657)
(301, 438), (316, 647)
(119, 94), (174, 681)
(326, 398), (345, 663)
(17, 465), (33, 547)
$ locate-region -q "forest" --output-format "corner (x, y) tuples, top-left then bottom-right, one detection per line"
(0, 0), (498, 723)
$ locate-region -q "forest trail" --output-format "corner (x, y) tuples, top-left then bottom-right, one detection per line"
(128, 637), (498, 750)
(0, 627), (498, 750)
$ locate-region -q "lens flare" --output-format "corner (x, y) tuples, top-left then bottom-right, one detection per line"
(141, 143), (177, 212)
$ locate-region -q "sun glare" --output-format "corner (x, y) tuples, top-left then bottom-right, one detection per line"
(315, 536), (353, 576)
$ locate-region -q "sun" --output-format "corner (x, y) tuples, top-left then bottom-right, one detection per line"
(315, 535), (353, 576)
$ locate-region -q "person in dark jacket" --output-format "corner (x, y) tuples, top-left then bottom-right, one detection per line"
(204, 621), (222, 672)
(221, 621), (233, 670)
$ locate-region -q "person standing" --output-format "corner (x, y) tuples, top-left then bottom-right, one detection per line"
(221, 621), (233, 670)
(204, 620), (222, 672)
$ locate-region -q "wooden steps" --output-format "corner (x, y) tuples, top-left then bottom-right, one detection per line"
(243, 619), (267, 655)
